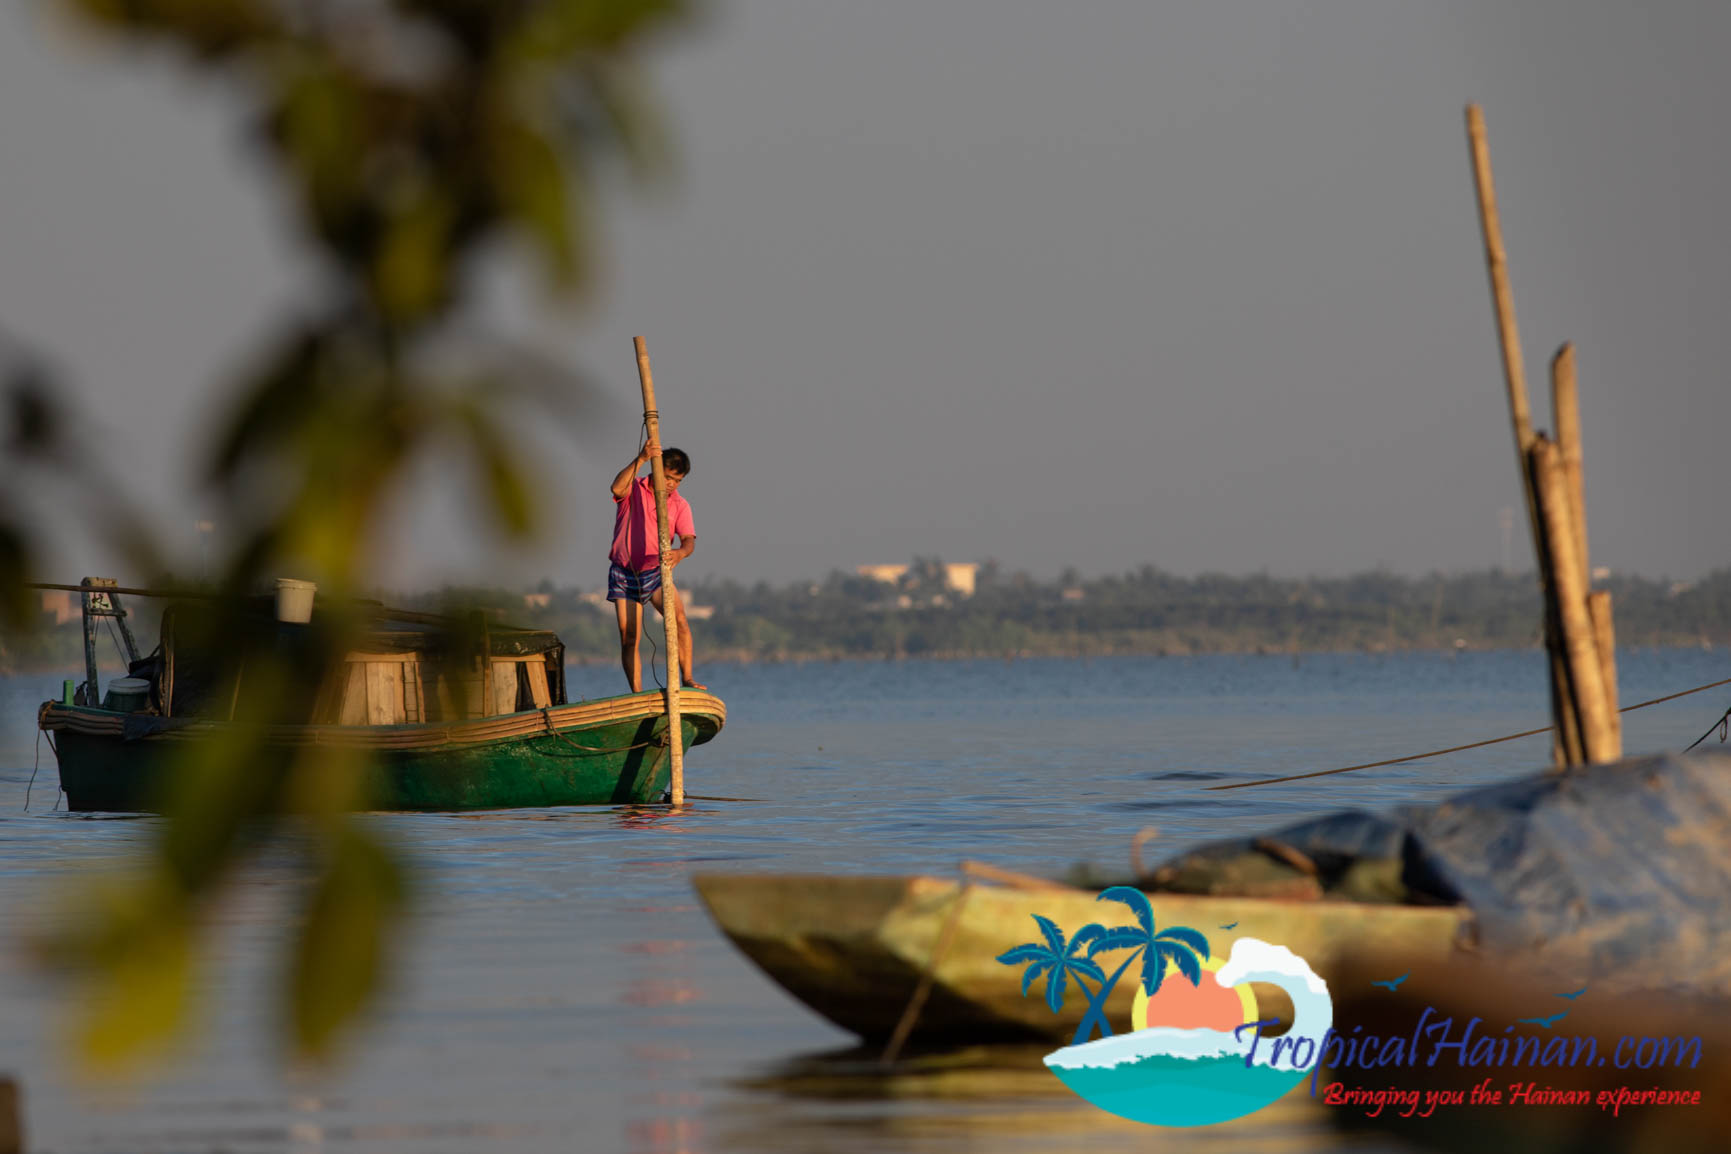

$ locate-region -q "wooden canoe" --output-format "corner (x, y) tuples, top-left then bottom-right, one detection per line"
(692, 872), (1472, 1045)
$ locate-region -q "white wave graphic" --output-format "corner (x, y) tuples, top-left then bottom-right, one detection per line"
(1043, 938), (1335, 1074)
(1215, 938), (1333, 1068)
(1044, 1025), (1247, 1070)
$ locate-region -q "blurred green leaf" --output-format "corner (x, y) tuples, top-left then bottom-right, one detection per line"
(492, 117), (579, 287)
(206, 326), (325, 484)
(511, 0), (690, 57)
(288, 824), (407, 1060)
(270, 55), (367, 235)
(571, 63), (673, 185)
(453, 397), (537, 538)
(0, 514), (35, 632)
(155, 687), (291, 890)
(284, 743), (376, 817)
(66, 0), (281, 60)
(374, 188), (456, 323)
(440, 341), (613, 444)
(3, 365), (63, 458)
(59, 875), (196, 1070)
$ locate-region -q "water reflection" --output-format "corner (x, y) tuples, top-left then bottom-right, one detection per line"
(626, 1116), (701, 1154)
(623, 934), (706, 1154)
(716, 1045), (1411, 1154)
(615, 805), (694, 832)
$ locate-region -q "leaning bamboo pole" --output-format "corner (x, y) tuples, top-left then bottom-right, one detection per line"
(1466, 106), (1537, 488)
(634, 336), (685, 805)
(1466, 104), (1579, 767)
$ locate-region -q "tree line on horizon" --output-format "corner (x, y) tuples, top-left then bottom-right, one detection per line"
(10, 563), (1726, 674)
(672, 562), (1731, 661)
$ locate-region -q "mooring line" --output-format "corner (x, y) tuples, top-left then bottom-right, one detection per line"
(1207, 674), (1731, 792)
(1683, 705), (1731, 753)
(25, 729), (42, 812)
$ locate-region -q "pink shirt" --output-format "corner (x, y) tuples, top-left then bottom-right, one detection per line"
(610, 475), (694, 571)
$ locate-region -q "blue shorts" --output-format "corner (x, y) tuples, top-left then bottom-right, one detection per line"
(607, 562), (663, 604)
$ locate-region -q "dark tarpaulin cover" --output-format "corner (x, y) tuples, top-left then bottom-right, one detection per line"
(1149, 751), (1731, 994)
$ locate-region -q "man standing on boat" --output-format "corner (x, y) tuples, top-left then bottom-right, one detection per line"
(608, 437), (704, 692)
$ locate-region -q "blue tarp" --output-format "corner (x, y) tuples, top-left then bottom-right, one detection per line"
(1150, 751), (1731, 993)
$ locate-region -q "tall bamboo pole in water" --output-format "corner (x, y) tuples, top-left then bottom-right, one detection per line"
(634, 336), (685, 805)
(1552, 344), (1622, 755)
(1551, 345), (1590, 590)
(1530, 437), (1617, 763)
(1466, 104), (1580, 767)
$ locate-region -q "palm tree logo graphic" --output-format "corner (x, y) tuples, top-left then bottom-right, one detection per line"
(998, 887), (1210, 1047)
(997, 888), (1333, 1128)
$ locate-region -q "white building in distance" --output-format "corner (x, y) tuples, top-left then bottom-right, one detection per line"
(856, 563), (978, 598)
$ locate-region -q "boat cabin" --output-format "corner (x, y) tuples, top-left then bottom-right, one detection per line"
(140, 601), (568, 725)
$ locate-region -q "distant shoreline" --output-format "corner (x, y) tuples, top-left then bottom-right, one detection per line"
(9, 639), (1721, 680)
(577, 638), (1709, 667)
(0, 642), (1526, 679)
(12, 565), (1725, 675)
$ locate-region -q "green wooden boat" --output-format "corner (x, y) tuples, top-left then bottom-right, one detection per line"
(41, 688), (725, 812)
(37, 584), (725, 812)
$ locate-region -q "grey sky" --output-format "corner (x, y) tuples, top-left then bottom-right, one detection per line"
(3, 1), (1727, 589)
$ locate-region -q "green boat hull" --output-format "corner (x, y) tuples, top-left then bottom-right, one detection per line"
(41, 691), (725, 812)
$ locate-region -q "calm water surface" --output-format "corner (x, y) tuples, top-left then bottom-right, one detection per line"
(1, 649), (1726, 1153)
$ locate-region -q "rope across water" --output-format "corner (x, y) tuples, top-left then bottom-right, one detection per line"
(1207, 674), (1731, 792)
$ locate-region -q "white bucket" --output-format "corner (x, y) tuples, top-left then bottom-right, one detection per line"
(276, 578), (317, 623)
(103, 676), (152, 713)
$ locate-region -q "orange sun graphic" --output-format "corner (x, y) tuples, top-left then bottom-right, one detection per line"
(1130, 954), (1259, 1033)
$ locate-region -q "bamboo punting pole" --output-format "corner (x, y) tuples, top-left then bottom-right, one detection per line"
(633, 336), (684, 806)
(1467, 105), (1576, 767)
(1531, 437), (1617, 763)
(27, 581), (187, 597)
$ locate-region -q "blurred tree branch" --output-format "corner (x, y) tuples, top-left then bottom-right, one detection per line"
(6, 0), (696, 1065)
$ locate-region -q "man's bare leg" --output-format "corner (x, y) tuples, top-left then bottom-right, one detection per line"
(650, 585), (705, 690)
(615, 598), (642, 692)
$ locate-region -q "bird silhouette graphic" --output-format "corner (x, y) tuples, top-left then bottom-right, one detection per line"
(1370, 972), (1409, 991)
(1518, 1012), (1569, 1029)
(1556, 987), (1589, 1001)
(1218, 921), (1239, 930)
